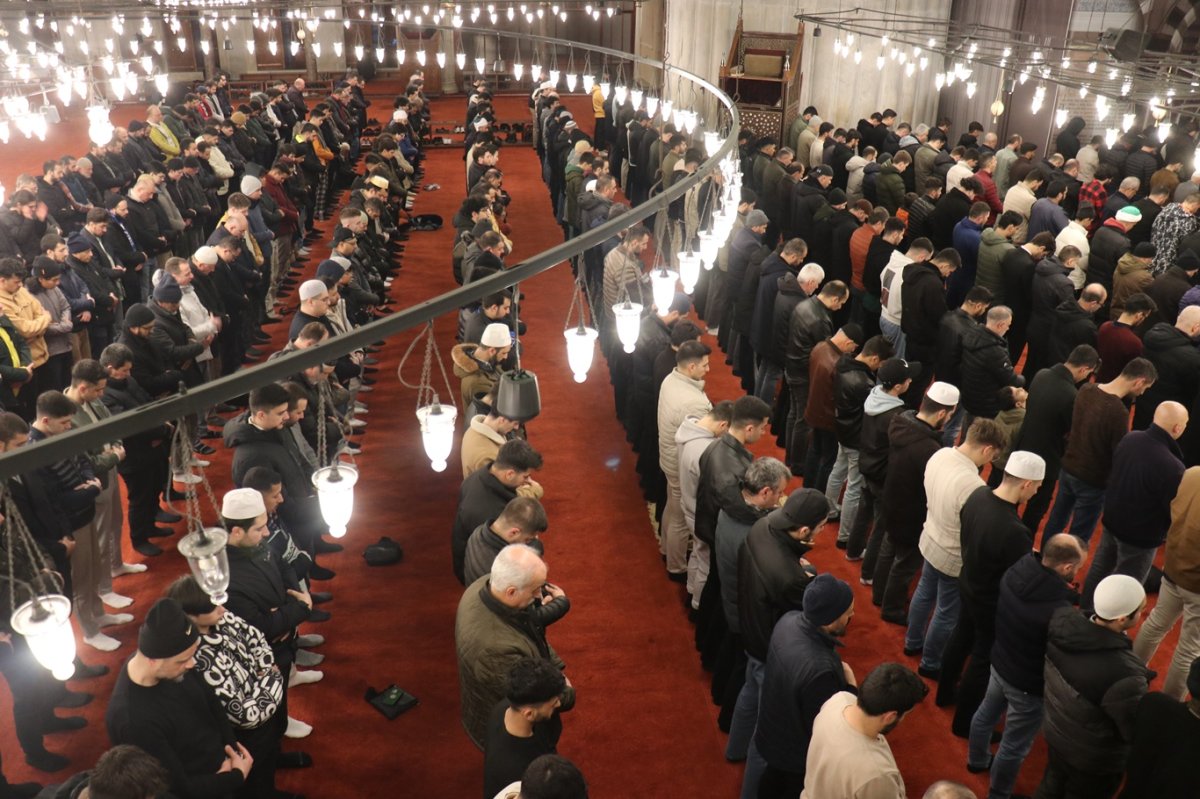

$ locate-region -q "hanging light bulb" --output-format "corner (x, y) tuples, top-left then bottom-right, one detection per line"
(697, 231), (720, 271)
(645, 94), (658, 118)
(0, 121), (9, 145)
(1087, 59), (1097, 74)
(677, 251), (702, 294)
(269, 40), (278, 56)
(1150, 97), (1167, 121)
(1055, 108), (1068, 128)
(564, 324), (599, 383)
(876, 54), (885, 71)
(416, 402), (458, 472)
(650, 268), (679, 315)
(247, 39), (256, 54)
(354, 45), (364, 61)
(109, 76), (127, 101)
(614, 83), (627, 105)
(661, 98), (673, 119)
(475, 57), (486, 74)
(1078, 85), (1088, 98)
(682, 110), (698, 134)
(1095, 96), (1109, 121)
(905, 61), (915, 77)
(312, 462), (360, 535)
(312, 42), (322, 58)
(290, 41), (301, 56)
(11, 596), (76, 681)
(456, 51), (466, 69)
(155, 74), (168, 95)
(966, 81), (976, 99)
(177, 527), (231, 604)
(435, 51), (445, 67)
(549, 68), (561, 85)
(703, 130), (721, 157)
(935, 72), (945, 91)
(1105, 127), (1119, 147)
(416, 49), (427, 66)
(396, 48), (405, 64)
(990, 99), (1005, 119)
(582, 74), (594, 93)
(200, 39), (210, 55)
(853, 49), (862, 64)
(1122, 113), (1135, 132)
(376, 47), (385, 62)
(630, 87), (643, 108)
(613, 301), (642, 353)
(566, 73), (578, 91)
(513, 63), (524, 80)
(599, 80), (610, 100)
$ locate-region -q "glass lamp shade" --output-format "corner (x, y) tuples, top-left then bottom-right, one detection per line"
(475, 57), (486, 74)
(436, 51), (446, 68)
(613, 301), (642, 353)
(661, 98), (673, 119)
(513, 63), (524, 80)
(549, 69), (561, 85)
(704, 130), (721, 157)
(678, 252), (702, 294)
(416, 402), (458, 472)
(614, 84), (628, 105)
(683, 110), (698, 134)
(630, 88), (644, 108)
(416, 50), (427, 66)
(312, 463), (359, 537)
(177, 526), (231, 604)
(565, 72), (578, 91)
(599, 80), (611, 99)
(645, 95), (659, 118)
(11, 595), (76, 680)
(651, 269), (679, 315)
(582, 74), (594, 93)
(496, 369), (542, 423)
(455, 52), (466, 69)
(564, 325), (599, 382)
(697, 231), (720, 270)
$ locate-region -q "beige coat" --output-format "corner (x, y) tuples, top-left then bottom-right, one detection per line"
(657, 369), (711, 478)
(1166, 467), (1200, 593)
(0, 286), (50, 367)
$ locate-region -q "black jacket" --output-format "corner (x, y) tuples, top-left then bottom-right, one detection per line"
(959, 486), (1032, 614)
(149, 303), (204, 386)
(695, 434), (755, 548)
(750, 254), (791, 361)
(451, 467), (517, 584)
(737, 515), (815, 662)
(769, 273), (807, 368)
(116, 330), (184, 398)
(1001, 247), (1039, 329)
(0, 313), (31, 410)
(1144, 265), (1194, 327)
(991, 552), (1077, 696)
(959, 324), (1023, 417)
(785, 296), (833, 383)
(732, 246), (772, 336)
(858, 393), (907, 491)
(1028, 257), (1076, 341)
(883, 411), (943, 546)
(935, 308), (980, 385)
(832, 356), (875, 448)
(1013, 364), (1079, 471)
(1102, 425), (1185, 548)
(1047, 300), (1099, 366)
(1042, 607), (1153, 774)
(1088, 222), (1132, 292)
(225, 544), (309, 672)
(726, 228), (769, 320)
(789, 179), (827, 244)
(1133, 322), (1200, 430)
(900, 261), (947, 363)
(822, 208), (860, 285)
(224, 415), (313, 510)
(124, 196), (165, 255)
(755, 611), (850, 775)
(1123, 150), (1161, 190)
(926, 187), (973, 250)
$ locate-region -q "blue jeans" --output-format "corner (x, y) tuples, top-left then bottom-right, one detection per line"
(825, 445), (862, 545)
(1042, 470), (1106, 543)
(879, 316), (907, 360)
(969, 668), (1044, 799)
(1080, 527), (1159, 613)
(754, 360), (783, 403)
(905, 560), (961, 670)
(942, 406), (966, 447)
(727, 655), (764, 762)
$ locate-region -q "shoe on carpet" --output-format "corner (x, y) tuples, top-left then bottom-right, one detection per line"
(348, 418), (367, 428)
(307, 564), (336, 580)
(903, 646), (923, 657)
(70, 661), (108, 679)
(172, 472), (202, 485)
(315, 540), (344, 554)
(54, 691), (93, 708)
(156, 509), (182, 523)
(101, 591), (133, 608)
(880, 612), (908, 626)
(917, 665), (941, 681)
(45, 715), (87, 733)
(112, 562), (147, 576)
(190, 458), (211, 468)
(966, 755), (993, 774)
(83, 632), (121, 652)
(845, 553), (864, 562)
(25, 750), (69, 773)
(278, 749), (314, 767)
(310, 591), (332, 604)
(296, 633), (325, 648)
(133, 541), (163, 557)
(666, 571), (687, 584)
(198, 427), (222, 438)
(288, 669), (324, 687)
(859, 577), (873, 587)
(835, 539), (848, 550)
(98, 613), (133, 628)
(193, 442), (216, 456)
(146, 527), (175, 539)
(295, 649), (325, 667)
(307, 608), (331, 623)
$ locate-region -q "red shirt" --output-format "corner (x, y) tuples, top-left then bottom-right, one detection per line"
(1096, 320), (1143, 382)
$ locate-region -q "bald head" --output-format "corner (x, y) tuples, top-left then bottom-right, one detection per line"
(1154, 400), (1190, 440)
(1178, 304), (1200, 336)
(922, 782), (976, 799)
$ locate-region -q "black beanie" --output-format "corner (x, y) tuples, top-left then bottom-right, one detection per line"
(138, 598), (199, 658)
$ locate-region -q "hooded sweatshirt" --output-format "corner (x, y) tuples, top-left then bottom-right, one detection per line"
(845, 155), (868, 201)
(858, 385), (907, 487)
(675, 416), (717, 531)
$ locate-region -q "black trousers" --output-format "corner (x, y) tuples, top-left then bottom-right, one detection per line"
(785, 379), (811, 473)
(0, 634), (61, 756)
(120, 455), (168, 545)
(758, 764), (805, 799)
(1034, 747), (1123, 799)
(873, 537), (923, 619)
(236, 708), (285, 799)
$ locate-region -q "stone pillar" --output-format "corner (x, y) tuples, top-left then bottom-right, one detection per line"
(441, 30), (459, 94)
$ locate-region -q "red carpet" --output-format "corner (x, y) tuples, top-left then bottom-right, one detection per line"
(0, 92), (1185, 799)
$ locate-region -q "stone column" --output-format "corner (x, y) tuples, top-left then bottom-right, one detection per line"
(441, 30), (459, 94)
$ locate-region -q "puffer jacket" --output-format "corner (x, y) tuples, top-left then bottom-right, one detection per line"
(959, 323), (1023, 418)
(789, 179), (827, 244)
(832, 355), (876, 449)
(455, 576), (574, 749)
(750, 253), (792, 361)
(1028, 256), (1076, 344)
(738, 514), (816, 662)
(874, 163), (905, 214)
(1041, 607), (1152, 774)
(1132, 322), (1200, 431)
(785, 295), (833, 383)
(770, 272), (808, 367)
(883, 411), (943, 546)
(657, 370), (711, 479)
(900, 260), (948, 363)
(991, 552), (1078, 696)
(935, 308), (980, 385)
(857, 386), (907, 490)
(1087, 219), (1131, 292)
(845, 155), (868, 201)
(975, 227), (1015, 301)
(1047, 299), (1100, 365)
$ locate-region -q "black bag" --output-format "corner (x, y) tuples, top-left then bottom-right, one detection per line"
(409, 213), (443, 231)
(363, 536), (404, 566)
(365, 684), (418, 719)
